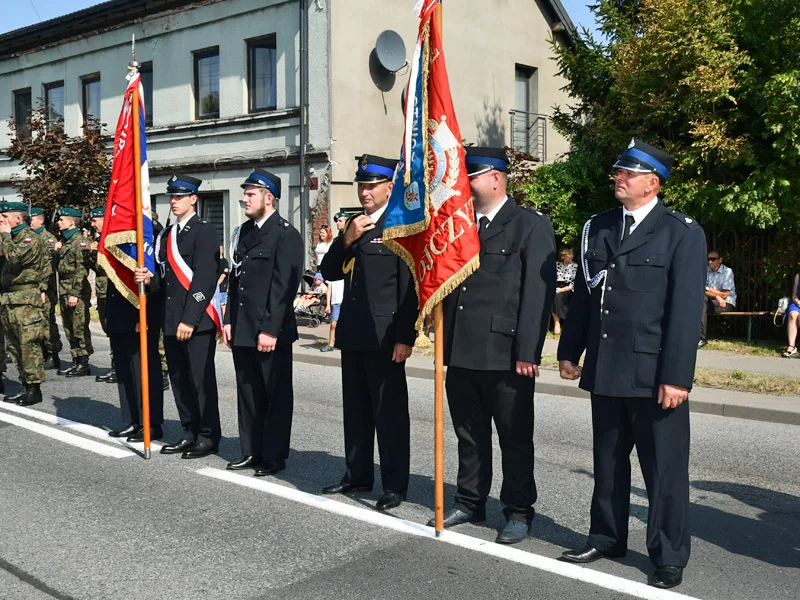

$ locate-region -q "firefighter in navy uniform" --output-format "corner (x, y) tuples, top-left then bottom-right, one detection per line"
(155, 174), (222, 459)
(557, 139), (706, 590)
(223, 169), (304, 476)
(320, 154), (419, 512)
(428, 147), (557, 545)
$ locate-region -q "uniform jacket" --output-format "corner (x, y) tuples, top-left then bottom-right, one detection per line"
(155, 214), (220, 336)
(443, 201), (557, 370)
(0, 226), (48, 306)
(35, 227), (58, 296)
(88, 237), (109, 298)
(105, 278), (163, 335)
(56, 231), (91, 298)
(224, 212), (304, 347)
(557, 201), (707, 397)
(320, 212), (418, 353)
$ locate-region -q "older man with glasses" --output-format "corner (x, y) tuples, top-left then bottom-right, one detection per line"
(699, 250), (736, 348)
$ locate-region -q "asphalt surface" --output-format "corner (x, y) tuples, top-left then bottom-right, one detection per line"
(0, 333), (798, 600)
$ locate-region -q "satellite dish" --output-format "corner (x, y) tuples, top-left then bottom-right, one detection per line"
(375, 30), (407, 73)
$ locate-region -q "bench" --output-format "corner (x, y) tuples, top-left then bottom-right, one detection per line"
(709, 311), (771, 344)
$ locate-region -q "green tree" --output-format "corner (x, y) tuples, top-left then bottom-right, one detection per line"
(513, 0), (800, 241)
(6, 102), (110, 214)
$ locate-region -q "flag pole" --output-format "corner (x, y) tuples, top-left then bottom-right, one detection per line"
(130, 35), (152, 459)
(433, 0), (445, 538)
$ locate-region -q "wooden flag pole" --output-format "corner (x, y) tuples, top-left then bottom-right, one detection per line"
(131, 37), (152, 460)
(433, 0), (445, 538)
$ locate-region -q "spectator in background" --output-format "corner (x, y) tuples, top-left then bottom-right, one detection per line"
(782, 267), (800, 358)
(551, 247), (577, 335)
(321, 212), (349, 353)
(699, 250), (736, 348)
(293, 273), (326, 313)
(315, 225), (333, 268)
(218, 246), (230, 318)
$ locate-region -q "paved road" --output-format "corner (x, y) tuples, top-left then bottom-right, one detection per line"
(1, 337), (798, 600)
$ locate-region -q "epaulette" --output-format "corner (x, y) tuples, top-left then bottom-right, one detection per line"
(665, 207), (699, 228)
(280, 218), (290, 228)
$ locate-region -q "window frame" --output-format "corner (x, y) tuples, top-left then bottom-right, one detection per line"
(247, 35), (278, 114)
(13, 88), (32, 135)
(81, 73), (102, 123)
(44, 80), (65, 126)
(193, 47), (220, 120)
(139, 62), (154, 127)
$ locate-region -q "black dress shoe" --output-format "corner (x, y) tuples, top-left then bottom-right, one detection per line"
(376, 492), (405, 511)
(109, 423), (142, 438)
(254, 460), (286, 477)
(426, 507), (485, 528)
(651, 566), (683, 589)
(127, 426), (163, 443)
(226, 456), (262, 470)
(321, 481), (373, 495)
(95, 371), (113, 383)
(697, 339), (708, 349)
(160, 439), (196, 455)
(181, 441), (218, 459)
(559, 544), (625, 564)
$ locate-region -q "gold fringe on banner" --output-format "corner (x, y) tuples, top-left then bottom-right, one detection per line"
(96, 230), (155, 308)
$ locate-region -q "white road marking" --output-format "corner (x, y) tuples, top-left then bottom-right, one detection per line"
(0, 401), (163, 452)
(199, 468), (703, 600)
(0, 411), (132, 458)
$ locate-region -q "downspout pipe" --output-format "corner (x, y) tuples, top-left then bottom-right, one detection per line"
(299, 0), (309, 268)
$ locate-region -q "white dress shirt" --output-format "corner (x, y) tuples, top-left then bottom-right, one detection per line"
(621, 197), (658, 238)
(475, 196), (509, 230)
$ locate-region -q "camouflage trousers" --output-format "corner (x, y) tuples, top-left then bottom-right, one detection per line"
(1, 303), (45, 384)
(43, 289), (63, 356)
(60, 295), (93, 359)
(0, 308), (6, 375)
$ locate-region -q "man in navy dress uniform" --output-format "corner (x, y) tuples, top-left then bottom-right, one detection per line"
(320, 154), (418, 512)
(223, 169), (304, 476)
(429, 147), (556, 544)
(156, 174), (221, 459)
(557, 139), (706, 589)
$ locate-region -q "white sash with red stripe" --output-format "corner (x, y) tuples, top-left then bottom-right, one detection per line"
(166, 225), (223, 334)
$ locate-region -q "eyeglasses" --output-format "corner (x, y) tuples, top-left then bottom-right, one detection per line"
(707, 256), (720, 262)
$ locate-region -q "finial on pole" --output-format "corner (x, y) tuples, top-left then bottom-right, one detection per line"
(128, 33), (140, 77)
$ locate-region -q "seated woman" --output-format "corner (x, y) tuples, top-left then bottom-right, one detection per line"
(783, 270), (800, 358)
(293, 273), (327, 313)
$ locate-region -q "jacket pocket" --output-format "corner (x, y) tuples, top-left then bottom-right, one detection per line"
(490, 315), (517, 336)
(633, 333), (661, 389)
(481, 241), (518, 273)
(626, 251), (667, 292)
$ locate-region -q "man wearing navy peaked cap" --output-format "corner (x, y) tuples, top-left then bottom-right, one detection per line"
(431, 146), (557, 544)
(149, 173), (222, 457)
(319, 153), (418, 512)
(224, 168), (304, 476)
(557, 139), (706, 589)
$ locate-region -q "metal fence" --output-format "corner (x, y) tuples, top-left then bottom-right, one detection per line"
(509, 110), (547, 162)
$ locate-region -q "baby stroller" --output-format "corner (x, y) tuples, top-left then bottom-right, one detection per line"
(295, 269), (329, 328)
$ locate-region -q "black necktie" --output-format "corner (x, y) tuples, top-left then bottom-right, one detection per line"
(622, 214), (635, 242)
(479, 216), (490, 239)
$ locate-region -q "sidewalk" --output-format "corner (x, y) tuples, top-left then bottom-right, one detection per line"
(295, 325), (800, 427)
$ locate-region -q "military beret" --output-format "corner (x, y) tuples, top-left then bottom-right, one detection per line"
(56, 207), (82, 218)
(241, 169), (281, 198)
(90, 207), (105, 218)
(354, 154), (397, 183)
(30, 207), (44, 217)
(465, 147), (508, 177)
(0, 201), (29, 213)
(334, 211), (350, 220)
(166, 174), (202, 196)
(613, 138), (674, 182)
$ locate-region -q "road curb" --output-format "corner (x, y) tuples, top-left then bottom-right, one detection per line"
(292, 350), (800, 427)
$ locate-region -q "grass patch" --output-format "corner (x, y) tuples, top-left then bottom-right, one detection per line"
(703, 338), (786, 357)
(693, 367), (800, 396)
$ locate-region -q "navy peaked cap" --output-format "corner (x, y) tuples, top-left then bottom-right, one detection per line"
(166, 174), (202, 196)
(241, 169), (281, 198)
(354, 154), (397, 183)
(465, 146), (508, 177)
(613, 138), (674, 181)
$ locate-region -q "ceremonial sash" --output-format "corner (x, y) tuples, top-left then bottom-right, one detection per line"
(166, 226), (223, 334)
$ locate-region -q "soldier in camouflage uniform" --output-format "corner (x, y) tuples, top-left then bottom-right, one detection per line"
(88, 207), (116, 383)
(30, 207), (62, 370)
(54, 207), (93, 377)
(0, 202), (48, 406)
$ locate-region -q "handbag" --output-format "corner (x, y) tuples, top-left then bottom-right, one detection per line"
(774, 296), (790, 326)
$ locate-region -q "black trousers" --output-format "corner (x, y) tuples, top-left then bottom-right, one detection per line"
(163, 331), (220, 446)
(588, 394), (690, 567)
(231, 344), (293, 460)
(110, 332), (164, 427)
(700, 298), (733, 340)
(340, 350), (410, 494)
(446, 367), (537, 522)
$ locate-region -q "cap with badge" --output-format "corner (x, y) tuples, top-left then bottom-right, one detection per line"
(464, 147), (508, 178)
(354, 154), (397, 183)
(55, 207), (82, 218)
(89, 207), (105, 218)
(241, 168), (281, 198)
(613, 138), (674, 182)
(334, 211), (350, 221)
(30, 207), (44, 217)
(0, 201), (29, 213)
(166, 174), (202, 196)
